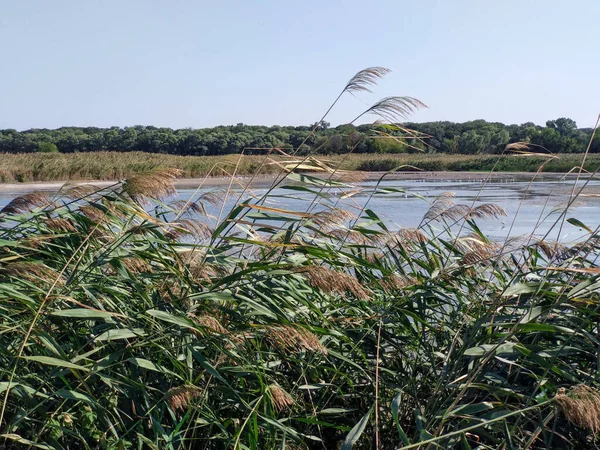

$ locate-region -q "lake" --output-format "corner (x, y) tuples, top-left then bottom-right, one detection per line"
(1, 174), (599, 244)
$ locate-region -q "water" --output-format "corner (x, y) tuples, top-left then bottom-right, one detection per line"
(1, 176), (599, 244)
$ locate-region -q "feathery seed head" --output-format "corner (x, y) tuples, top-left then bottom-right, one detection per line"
(298, 265), (370, 300)
(122, 168), (182, 204)
(44, 218), (77, 233)
(267, 384), (295, 412)
(555, 385), (600, 433)
(1, 192), (53, 215)
(312, 208), (357, 229)
(424, 192), (456, 221)
(165, 219), (212, 241)
(0, 262), (65, 286)
(344, 67), (391, 94)
(397, 228), (429, 245)
(165, 385), (202, 413)
(189, 313), (228, 335)
(266, 324), (327, 354)
(362, 96), (427, 123)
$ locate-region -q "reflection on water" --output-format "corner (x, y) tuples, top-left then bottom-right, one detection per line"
(1, 177), (599, 244)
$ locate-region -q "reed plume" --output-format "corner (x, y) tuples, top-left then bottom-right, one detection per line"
(44, 218), (77, 233)
(267, 384), (295, 412)
(1, 192), (53, 215)
(122, 168), (182, 204)
(397, 228), (429, 245)
(354, 96), (427, 123)
(60, 183), (101, 200)
(121, 257), (152, 274)
(555, 385), (600, 433)
(379, 274), (413, 291)
(344, 67), (391, 94)
(298, 265), (370, 300)
(312, 208), (357, 229)
(266, 324), (328, 354)
(0, 261), (65, 287)
(165, 219), (212, 240)
(423, 192), (455, 221)
(469, 203), (507, 220)
(189, 313), (228, 335)
(457, 236), (501, 265)
(79, 205), (109, 224)
(165, 385), (202, 413)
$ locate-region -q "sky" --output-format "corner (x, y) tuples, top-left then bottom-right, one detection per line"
(1, 0), (599, 130)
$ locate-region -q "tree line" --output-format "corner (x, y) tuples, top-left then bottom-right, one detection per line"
(1, 118), (597, 155)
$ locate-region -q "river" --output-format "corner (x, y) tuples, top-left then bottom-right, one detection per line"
(1, 174), (599, 243)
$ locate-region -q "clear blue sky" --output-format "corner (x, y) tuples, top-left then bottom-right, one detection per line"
(1, 0), (598, 130)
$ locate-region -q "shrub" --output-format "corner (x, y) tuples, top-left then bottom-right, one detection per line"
(38, 142), (59, 153)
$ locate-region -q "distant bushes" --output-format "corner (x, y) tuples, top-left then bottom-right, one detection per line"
(38, 142), (58, 153)
(0, 117), (596, 156)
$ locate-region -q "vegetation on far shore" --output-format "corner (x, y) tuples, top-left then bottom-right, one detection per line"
(2, 151), (600, 183)
(2, 117), (600, 156)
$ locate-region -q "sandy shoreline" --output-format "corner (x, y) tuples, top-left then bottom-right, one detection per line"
(0, 171), (590, 192)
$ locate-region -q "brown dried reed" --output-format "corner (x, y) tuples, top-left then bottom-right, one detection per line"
(298, 265), (370, 300)
(266, 324), (328, 354)
(0, 262), (65, 286)
(423, 192), (455, 221)
(44, 218), (77, 233)
(555, 385), (600, 433)
(165, 385), (202, 413)
(122, 168), (182, 203)
(1, 192), (53, 215)
(165, 219), (212, 241)
(267, 384), (295, 412)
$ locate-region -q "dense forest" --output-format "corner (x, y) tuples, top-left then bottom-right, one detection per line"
(1, 118), (598, 155)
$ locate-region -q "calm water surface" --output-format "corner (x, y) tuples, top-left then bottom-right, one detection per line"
(1, 177), (599, 243)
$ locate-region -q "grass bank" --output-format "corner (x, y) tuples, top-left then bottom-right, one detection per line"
(1, 151), (600, 183)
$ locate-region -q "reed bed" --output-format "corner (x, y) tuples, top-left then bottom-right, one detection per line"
(2, 152), (600, 183)
(1, 67), (599, 449)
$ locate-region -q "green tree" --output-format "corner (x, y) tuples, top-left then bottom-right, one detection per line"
(38, 142), (59, 153)
(455, 131), (489, 154)
(546, 118), (577, 136)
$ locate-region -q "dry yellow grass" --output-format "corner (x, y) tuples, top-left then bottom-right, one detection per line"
(1, 151), (600, 183)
